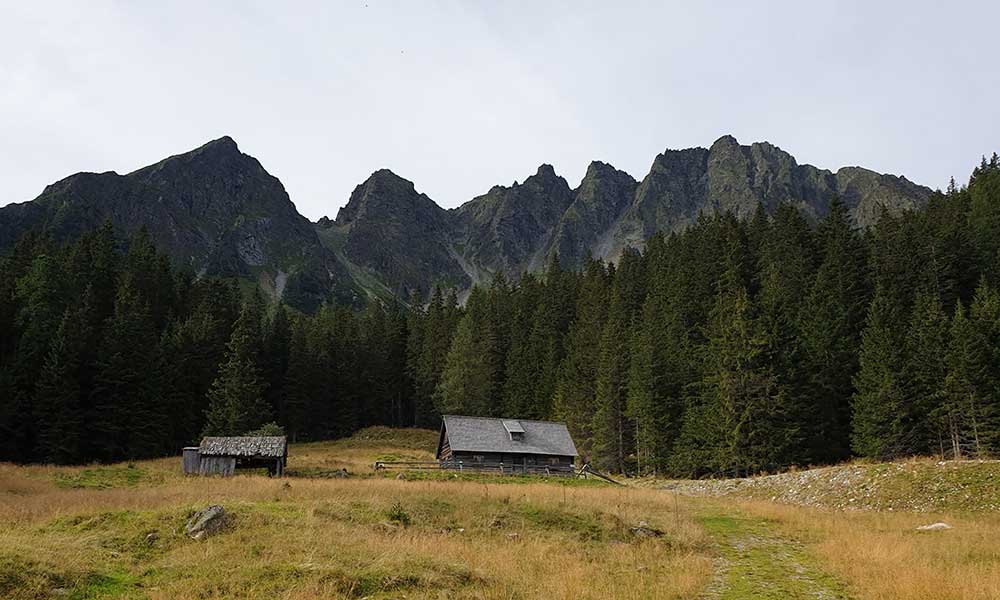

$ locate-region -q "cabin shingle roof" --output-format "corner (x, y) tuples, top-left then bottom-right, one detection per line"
(439, 415), (577, 458)
(199, 436), (287, 458)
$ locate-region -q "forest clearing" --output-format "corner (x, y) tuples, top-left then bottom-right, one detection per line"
(3, 427), (999, 599)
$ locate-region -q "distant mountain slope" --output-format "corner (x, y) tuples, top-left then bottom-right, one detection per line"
(0, 137), (360, 311)
(318, 169), (466, 299)
(1, 135), (933, 307)
(326, 135), (932, 294)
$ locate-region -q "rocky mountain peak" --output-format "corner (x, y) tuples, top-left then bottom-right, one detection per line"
(521, 164), (571, 197)
(335, 169), (436, 226)
(534, 163), (557, 178)
(201, 135), (239, 151)
(1, 135), (934, 310)
(710, 134), (741, 150)
(584, 161), (612, 178)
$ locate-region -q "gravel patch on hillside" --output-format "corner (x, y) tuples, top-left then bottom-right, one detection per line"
(661, 460), (1000, 512)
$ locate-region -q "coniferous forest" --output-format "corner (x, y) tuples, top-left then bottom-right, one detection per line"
(2, 155), (1000, 476)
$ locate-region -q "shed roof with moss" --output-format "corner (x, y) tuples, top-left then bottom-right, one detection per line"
(199, 436), (287, 458)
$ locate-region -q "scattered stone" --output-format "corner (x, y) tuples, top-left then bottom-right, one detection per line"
(144, 532), (159, 544)
(332, 469), (349, 479)
(490, 516), (506, 529)
(185, 505), (227, 540)
(630, 521), (664, 538)
(506, 532), (520, 540)
(457, 527), (465, 533)
(916, 522), (952, 531)
(396, 472), (407, 480)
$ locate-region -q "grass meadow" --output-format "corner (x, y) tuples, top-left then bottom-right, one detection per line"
(2, 427), (1000, 599)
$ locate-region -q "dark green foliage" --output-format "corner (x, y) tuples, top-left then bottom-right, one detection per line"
(245, 422), (285, 436)
(89, 276), (165, 461)
(6, 153), (1000, 476)
(797, 198), (869, 463)
(851, 290), (906, 459)
(34, 293), (94, 463)
(591, 287), (631, 473)
(201, 304), (271, 437)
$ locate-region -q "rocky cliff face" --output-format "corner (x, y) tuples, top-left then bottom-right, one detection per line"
(321, 169), (465, 298)
(0, 137), (359, 311)
(1, 135), (933, 308)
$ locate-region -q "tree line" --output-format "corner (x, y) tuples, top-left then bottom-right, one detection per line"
(0, 223), (410, 464)
(2, 155), (999, 475)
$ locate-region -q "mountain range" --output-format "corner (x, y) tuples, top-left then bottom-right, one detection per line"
(0, 135), (933, 311)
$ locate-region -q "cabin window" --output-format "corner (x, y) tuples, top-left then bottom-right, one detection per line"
(510, 431), (524, 441)
(547, 457), (561, 465)
(472, 455), (484, 462)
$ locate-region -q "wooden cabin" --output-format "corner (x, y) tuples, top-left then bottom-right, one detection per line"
(182, 436), (287, 476)
(436, 415), (577, 475)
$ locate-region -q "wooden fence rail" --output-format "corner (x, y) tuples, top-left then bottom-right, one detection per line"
(373, 460), (576, 477)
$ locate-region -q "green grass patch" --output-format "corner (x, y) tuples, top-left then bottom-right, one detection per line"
(514, 503), (625, 542)
(313, 500), (381, 525)
(698, 509), (850, 600)
(42, 508), (189, 563)
(0, 554), (70, 600)
(69, 569), (142, 600)
(375, 468), (606, 487)
(340, 426), (439, 451)
(53, 464), (162, 490)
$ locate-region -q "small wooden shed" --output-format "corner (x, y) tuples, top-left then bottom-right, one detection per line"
(182, 436), (288, 476)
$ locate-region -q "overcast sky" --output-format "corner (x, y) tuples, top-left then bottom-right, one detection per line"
(2, 1), (997, 219)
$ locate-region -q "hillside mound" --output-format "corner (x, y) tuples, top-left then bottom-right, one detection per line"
(661, 459), (1000, 512)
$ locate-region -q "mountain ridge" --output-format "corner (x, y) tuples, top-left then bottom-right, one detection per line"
(0, 135), (933, 309)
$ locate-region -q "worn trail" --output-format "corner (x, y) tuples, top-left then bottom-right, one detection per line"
(696, 505), (852, 600)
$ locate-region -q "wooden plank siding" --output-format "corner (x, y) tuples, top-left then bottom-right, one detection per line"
(198, 455), (237, 476)
(440, 450), (576, 476)
(439, 433), (452, 462)
(182, 447), (200, 475)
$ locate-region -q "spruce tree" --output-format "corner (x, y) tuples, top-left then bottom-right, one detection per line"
(851, 290), (906, 459)
(34, 296), (94, 464)
(680, 248), (788, 477)
(435, 308), (492, 416)
(554, 257), (608, 458)
(798, 198), (869, 463)
(202, 304), (271, 437)
(413, 286), (458, 426)
(502, 274), (541, 418)
(969, 279), (1000, 452)
(901, 289), (949, 455)
(262, 304), (291, 422)
(89, 276), (165, 460)
(281, 315), (314, 442)
(626, 291), (690, 475)
(591, 288), (631, 473)
(937, 302), (988, 458)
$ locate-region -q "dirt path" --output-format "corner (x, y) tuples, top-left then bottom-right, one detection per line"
(696, 506), (852, 600)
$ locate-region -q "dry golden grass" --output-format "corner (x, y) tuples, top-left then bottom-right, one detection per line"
(721, 499), (1000, 600)
(7, 428), (1000, 599)
(0, 430), (711, 599)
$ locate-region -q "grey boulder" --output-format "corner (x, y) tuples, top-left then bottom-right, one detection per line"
(185, 505), (227, 540)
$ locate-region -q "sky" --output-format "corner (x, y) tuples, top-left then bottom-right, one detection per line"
(2, 1), (998, 220)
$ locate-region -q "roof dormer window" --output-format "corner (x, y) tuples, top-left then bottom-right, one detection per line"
(502, 419), (525, 442)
